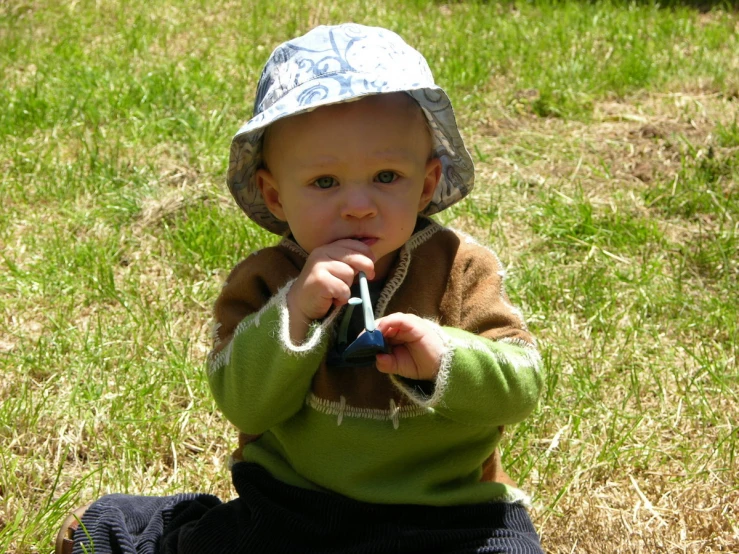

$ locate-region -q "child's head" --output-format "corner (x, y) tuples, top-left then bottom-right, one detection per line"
(256, 92), (442, 278)
(227, 24), (474, 265)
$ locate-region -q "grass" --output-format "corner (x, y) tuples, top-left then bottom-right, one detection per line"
(1, 0), (738, 552)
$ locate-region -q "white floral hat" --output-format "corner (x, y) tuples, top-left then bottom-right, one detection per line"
(227, 23), (475, 235)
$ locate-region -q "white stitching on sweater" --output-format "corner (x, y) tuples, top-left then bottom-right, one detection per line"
(376, 246), (410, 318)
(208, 337), (235, 376)
(279, 236), (308, 258)
(206, 291), (280, 376)
(375, 217), (441, 317)
(337, 395), (346, 426)
(210, 321), (222, 348)
(307, 393), (430, 425)
(389, 398), (400, 430)
(499, 336), (539, 350)
(207, 278), (339, 376)
(405, 216), (444, 250)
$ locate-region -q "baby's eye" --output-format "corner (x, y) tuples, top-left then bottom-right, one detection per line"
(375, 171), (397, 184)
(314, 176), (337, 189)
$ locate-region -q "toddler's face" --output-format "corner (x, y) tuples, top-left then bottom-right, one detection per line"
(256, 93), (441, 279)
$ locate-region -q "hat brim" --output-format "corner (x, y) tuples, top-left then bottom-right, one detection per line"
(227, 77), (474, 235)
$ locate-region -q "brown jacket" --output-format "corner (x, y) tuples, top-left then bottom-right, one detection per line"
(212, 217), (538, 489)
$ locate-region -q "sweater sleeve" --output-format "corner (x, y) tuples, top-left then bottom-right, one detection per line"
(206, 249), (336, 435)
(391, 238), (543, 427)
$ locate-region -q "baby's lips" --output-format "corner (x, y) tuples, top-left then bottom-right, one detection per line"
(343, 235), (377, 247)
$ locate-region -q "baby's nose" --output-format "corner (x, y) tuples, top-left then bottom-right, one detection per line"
(341, 189), (377, 219)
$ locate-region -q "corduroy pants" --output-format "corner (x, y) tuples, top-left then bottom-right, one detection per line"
(72, 462), (543, 554)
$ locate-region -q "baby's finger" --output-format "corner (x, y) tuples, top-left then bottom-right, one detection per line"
(376, 347), (422, 380)
(323, 241), (376, 279)
(315, 260), (357, 288)
(374, 314), (426, 344)
(329, 238), (377, 260)
(329, 253), (375, 281)
(375, 352), (397, 374)
(320, 274), (353, 305)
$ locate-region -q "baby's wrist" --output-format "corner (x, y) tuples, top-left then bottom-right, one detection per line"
(286, 287), (312, 343)
(287, 286), (317, 322)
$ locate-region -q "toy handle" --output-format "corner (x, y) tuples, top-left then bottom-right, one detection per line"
(357, 272), (376, 332)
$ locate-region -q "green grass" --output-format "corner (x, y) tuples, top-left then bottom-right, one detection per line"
(2, 1), (738, 552)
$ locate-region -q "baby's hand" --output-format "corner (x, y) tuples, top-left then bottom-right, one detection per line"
(374, 313), (445, 381)
(287, 239), (375, 341)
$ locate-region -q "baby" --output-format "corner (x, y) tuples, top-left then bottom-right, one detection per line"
(58, 23), (544, 554)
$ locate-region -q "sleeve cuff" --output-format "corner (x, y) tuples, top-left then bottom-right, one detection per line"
(275, 279), (342, 354)
(207, 279), (340, 376)
(390, 319), (453, 409)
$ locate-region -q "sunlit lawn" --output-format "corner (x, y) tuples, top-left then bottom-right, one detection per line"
(1, 1), (737, 552)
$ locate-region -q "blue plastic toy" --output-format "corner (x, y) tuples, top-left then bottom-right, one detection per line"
(327, 272), (390, 367)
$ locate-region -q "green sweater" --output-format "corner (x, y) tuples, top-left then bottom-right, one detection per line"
(207, 218), (543, 506)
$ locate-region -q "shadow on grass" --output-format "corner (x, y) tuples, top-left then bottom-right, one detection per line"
(465, 0), (739, 13)
(631, 0), (739, 11)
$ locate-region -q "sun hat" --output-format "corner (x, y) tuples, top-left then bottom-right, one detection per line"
(227, 23), (475, 235)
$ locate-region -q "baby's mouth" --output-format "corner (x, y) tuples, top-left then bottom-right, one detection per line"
(351, 236), (377, 246)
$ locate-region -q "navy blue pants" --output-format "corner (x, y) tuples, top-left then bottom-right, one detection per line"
(72, 463), (543, 554)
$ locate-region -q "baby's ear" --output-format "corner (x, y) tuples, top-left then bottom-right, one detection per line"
(256, 169), (287, 221)
(418, 157), (442, 211)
